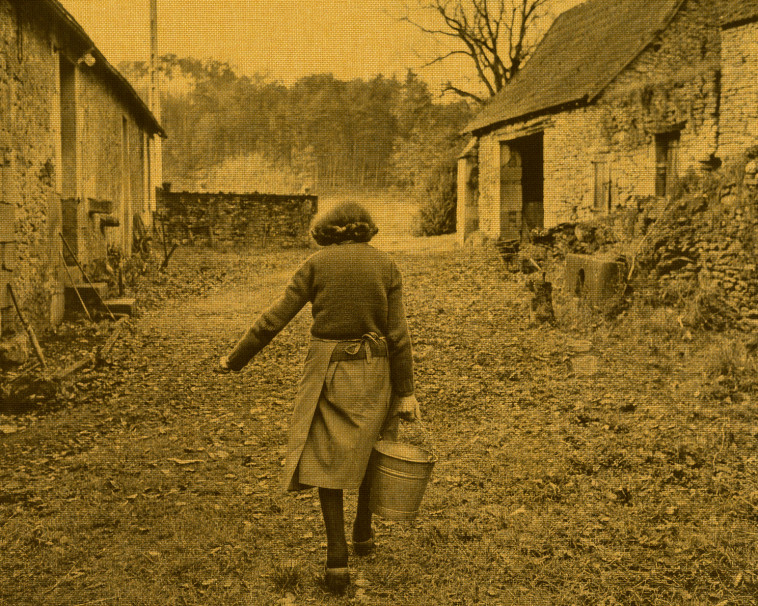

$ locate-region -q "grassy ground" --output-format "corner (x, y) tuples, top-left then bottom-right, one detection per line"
(1, 221), (757, 604)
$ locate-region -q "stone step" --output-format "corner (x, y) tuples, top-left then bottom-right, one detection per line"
(64, 282), (110, 314)
(102, 297), (136, 316)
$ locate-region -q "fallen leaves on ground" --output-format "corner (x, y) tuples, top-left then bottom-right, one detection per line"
(0, 243), (756, 605)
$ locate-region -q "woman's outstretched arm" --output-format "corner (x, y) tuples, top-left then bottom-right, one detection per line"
(225, 261), (313, 370)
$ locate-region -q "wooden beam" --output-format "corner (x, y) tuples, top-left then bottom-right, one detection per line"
(7, 284), (47, 369)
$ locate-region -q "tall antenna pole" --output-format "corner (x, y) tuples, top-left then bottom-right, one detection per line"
(149, 0), (163, 206)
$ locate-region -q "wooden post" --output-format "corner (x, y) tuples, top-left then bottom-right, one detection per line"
(7, 284), (47, 369)
(59, 252), (92, 321)
(149, 0), (162, 198)
(525, 266), (555, 325)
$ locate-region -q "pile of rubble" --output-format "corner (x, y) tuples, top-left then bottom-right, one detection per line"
(636, 161), (758, 330)
(527, 221), (618, 262)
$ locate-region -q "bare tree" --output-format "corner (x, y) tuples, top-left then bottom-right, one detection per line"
(403, 0), (554, 103)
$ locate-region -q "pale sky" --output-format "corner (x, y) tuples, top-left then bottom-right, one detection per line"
(60, 0), (584, 94)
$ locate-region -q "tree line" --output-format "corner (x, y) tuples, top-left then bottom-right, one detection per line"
(118, 1), (555, 233)
(121, 56), (472, 193)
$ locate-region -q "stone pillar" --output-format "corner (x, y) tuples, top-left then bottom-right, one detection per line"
(456, 140), (479, 246)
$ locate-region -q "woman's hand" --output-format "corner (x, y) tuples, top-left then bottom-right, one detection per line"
(395, 394), (421, 422)
(216, 355), (232, 373)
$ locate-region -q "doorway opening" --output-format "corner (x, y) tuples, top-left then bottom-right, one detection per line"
(499, 132), (544, 241)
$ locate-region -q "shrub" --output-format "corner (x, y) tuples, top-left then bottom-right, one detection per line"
(700, 336), (758, 402)
(412, 161), (457, 236)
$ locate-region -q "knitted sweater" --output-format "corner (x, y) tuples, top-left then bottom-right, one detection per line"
(226, 242), (415, 396)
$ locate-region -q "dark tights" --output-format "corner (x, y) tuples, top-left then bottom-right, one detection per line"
(318, 473), (373, 568)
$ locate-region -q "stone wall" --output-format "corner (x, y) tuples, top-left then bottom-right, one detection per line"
(565, 0), (720, 221)
(720, 21), (758, 160)
(0, 1), (61, 331)
(156, 191), (318, 249)
(543, 108), (602, 226)
(636, 169), (758, 330)
(595, 0), (721, 179)
(0, 0), (156, 333)
(523, 163), (758, 330)
(76, 63), (149, 262)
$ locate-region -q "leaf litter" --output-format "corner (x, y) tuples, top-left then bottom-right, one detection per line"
(0, 243), (756, 605)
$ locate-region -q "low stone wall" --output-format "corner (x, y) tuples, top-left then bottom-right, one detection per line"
(520, 159), (758, 330)
(155, 191), (318, 249)
(636, 170), (758, 329)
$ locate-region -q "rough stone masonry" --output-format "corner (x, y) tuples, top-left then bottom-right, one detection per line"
(156, 190), (317, 249)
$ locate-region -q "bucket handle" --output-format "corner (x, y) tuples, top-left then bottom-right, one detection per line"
(399, 418), (436, 458)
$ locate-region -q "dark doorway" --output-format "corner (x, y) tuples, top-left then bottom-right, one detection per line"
(59, 56), (76, 198)
(59, 55), (78, 264)
(518, 133), (544, 233)
(499, 132), (544, 241)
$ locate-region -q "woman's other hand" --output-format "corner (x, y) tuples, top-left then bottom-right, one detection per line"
(396, 394), (421, 422)
(216, 355), (232, 373)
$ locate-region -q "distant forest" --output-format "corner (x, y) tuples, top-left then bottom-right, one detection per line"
(121, 55), (473, 193)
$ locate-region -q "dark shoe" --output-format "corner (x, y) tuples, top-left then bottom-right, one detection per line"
(324, 566), (350, 595)
(352, 532), (376, 556)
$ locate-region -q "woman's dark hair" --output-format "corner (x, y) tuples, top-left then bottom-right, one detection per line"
(310, 202), (379, 246)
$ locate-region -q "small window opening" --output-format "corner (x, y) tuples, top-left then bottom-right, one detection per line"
(575, 268), (586, 296)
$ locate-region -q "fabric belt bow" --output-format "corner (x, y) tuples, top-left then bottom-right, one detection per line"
(344, 332), (384, 363)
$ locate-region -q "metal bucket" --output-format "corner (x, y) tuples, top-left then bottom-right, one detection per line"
(367, 440), (437, 521)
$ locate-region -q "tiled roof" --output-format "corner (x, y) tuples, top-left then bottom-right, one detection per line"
(466, 0), (683, 133)
(721, 0), (758, 27)
(34, 0), (165, 137)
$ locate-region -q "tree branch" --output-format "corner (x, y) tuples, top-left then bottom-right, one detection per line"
(400, 14), (463, 39)
(442, 81), (486, 104)
(403, 0), (553, 99)
(421, 49), (476, 68)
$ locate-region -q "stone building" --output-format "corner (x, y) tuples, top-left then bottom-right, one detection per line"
(0, 0), (164, 331)
(459, 0), (758, 244)
(719, 0), (758, 159)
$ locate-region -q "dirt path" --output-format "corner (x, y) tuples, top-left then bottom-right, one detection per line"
(2, 240), (757, 606)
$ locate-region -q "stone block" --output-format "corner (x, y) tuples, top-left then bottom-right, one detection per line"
(565, 254), (626, 306)
(0, 332), (29, 366)
(102, 297), (136, 316)
(64, 282), (109, 314)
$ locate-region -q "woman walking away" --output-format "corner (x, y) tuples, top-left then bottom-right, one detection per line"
(220, 201), (420, 594)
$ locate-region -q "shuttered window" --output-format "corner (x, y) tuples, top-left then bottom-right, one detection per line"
(655, 131), (680, 197)
(593, 160), (611, 212)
